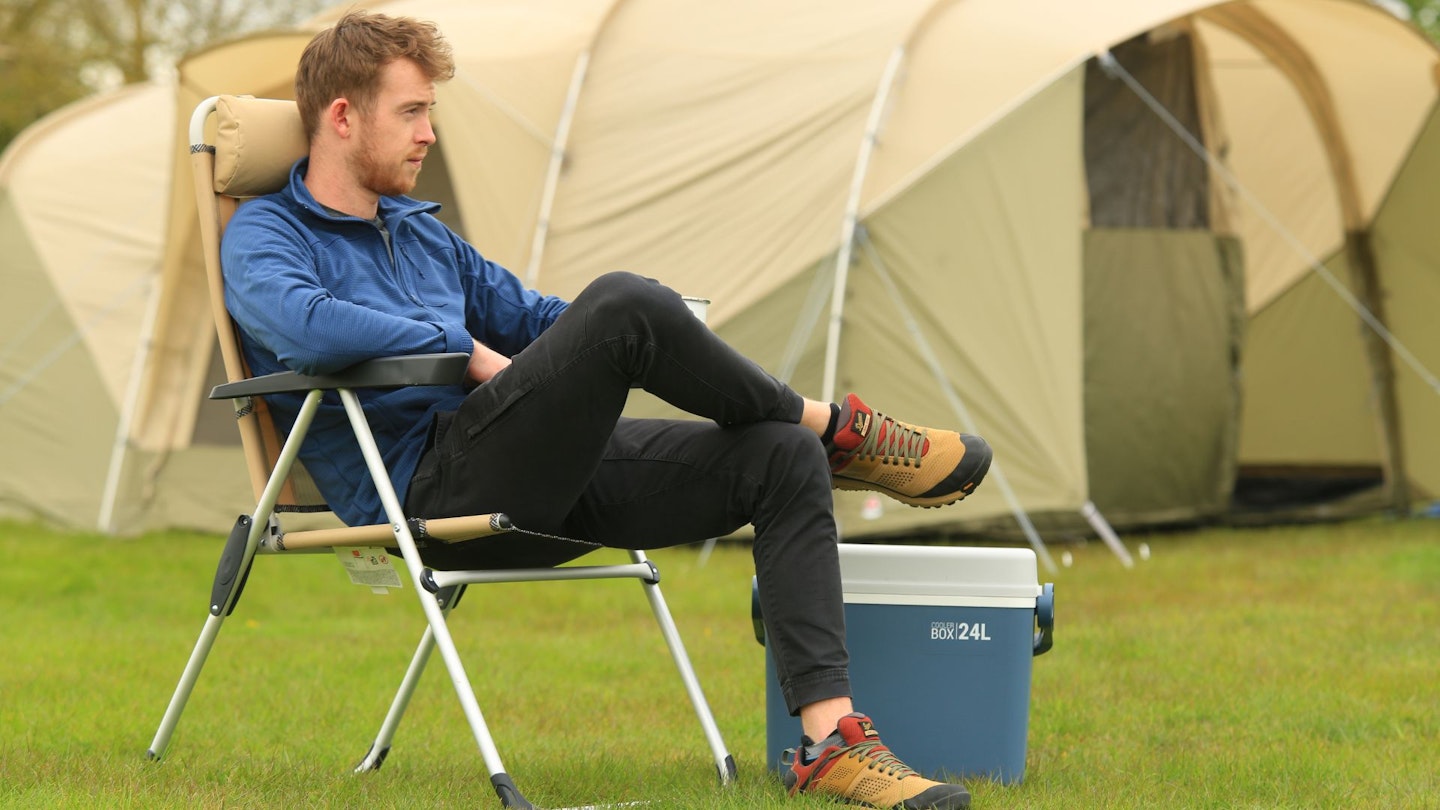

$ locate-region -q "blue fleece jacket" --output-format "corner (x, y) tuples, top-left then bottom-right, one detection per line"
(222, 158), (568, 526)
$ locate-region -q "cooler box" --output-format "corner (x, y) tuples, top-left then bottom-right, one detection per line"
(753, 544), (1055, 783)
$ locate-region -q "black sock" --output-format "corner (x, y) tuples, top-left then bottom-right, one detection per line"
(819, 402), (840, 446)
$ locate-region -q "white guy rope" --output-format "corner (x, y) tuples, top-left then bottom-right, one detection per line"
(0, 272), (153, 409)
(857, 231), (1059, 573)
(454, 70), (555, 149)
(0, 301), (63, 372)
(777, 255), (840, 386)
(98, 272), (163, 533)
(1080, 499), (1134, 568)
(1097, 50), (1440, 397)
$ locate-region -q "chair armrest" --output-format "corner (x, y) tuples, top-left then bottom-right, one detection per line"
(210, 353), (470, 400)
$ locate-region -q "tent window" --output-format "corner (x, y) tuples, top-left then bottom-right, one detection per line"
(1084, 32), (1208, 229)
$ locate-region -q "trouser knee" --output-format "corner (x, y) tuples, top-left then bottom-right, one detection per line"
(574, 271), (690, 336)
(742, 419), (827, 473)
(742, 422), (831, 522)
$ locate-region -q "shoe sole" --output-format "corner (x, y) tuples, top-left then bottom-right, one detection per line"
(833, 438), (993, 509)
(833, 476), (980, 508)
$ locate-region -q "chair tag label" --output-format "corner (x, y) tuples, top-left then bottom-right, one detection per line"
(335, 547), (403, 594)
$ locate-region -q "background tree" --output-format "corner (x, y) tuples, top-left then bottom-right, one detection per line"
(6, 0), (1440, 156)
(1, 0), (327, 153)
(1396, 0), (1440, 39)
(2, 1), (88, 151)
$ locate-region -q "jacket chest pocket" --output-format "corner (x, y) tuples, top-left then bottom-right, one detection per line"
(398, 241), (464, 310)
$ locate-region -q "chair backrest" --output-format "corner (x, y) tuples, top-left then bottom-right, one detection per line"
(191, 96), (318, 508)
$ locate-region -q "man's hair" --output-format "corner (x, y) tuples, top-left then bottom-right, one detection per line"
(295, 10), (456, 141)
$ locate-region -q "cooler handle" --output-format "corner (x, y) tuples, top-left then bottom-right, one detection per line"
(1033, 582), (1055, 656)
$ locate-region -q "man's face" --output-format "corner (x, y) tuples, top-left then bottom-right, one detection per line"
(352, 58), (437, 198)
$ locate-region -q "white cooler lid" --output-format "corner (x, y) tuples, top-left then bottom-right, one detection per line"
(838, 544), (1040, 607)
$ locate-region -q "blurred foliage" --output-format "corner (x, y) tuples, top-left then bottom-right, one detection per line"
(4, 0), (1440, 156)
(1396, 0), (1440, 39)
(1, 0), (327, 154)
(1, 5), (88, 152)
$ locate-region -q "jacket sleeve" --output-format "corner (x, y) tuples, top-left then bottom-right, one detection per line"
(223, 206), (474, 376)
(456, 238), (569, 357)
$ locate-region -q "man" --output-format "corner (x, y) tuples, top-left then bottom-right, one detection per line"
(223, 11), (991, 810)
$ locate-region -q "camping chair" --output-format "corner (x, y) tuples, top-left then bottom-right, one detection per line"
(146, 95), (735, 809)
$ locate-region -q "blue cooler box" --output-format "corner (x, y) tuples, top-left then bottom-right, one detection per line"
(753, 544), (1054, 783)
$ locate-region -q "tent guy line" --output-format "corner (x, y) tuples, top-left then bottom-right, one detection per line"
(1097, 49), (1440, 399)
(0, 271), (153, 410)
(775, 256), (835, 389)
(99, 273), (164, 534)
(7, 1), (1435, 536)
(858, 230), (1069, 573)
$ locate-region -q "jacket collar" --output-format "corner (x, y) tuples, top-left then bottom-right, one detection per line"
(285, 157), (442, 230)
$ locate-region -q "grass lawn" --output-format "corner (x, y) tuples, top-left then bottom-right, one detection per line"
(1, 517), (1436, 809)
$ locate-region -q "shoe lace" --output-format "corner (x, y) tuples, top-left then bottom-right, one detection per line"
(842, 740), (919, 778)
(856, 412), (927, 467)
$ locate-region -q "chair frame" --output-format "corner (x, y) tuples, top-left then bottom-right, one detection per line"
(146, 95), (734, 809)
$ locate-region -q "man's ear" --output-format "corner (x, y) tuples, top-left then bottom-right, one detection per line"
(325, 98), (355, 139)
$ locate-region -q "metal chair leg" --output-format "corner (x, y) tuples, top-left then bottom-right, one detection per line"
(147, 612), (225, 760)
(148, 512), (271, 760)
(149, 393), (322, 761)
(355, 585), (465, 773)
(341, 389), (535, 808)
(629, 550), (736, 784)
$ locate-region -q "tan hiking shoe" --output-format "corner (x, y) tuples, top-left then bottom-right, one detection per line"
(782, 713), (971, 809)
(828, 394), (991, 508)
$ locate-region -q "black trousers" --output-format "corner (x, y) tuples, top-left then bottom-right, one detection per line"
(405, 271), (848, 714)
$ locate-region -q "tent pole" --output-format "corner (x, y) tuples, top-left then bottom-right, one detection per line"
(1201, 7), (1414, 514)
(522, 0), (634, 289)
(1345, 229), (1410, 513)
(821, 46), (905, 403)
(1102, 38), (1439, 516)
(523, 51), (591, 288)
(820, 36), (1059, 564)
(99, 271), (163, 534)
(857, 233), (1058, 573)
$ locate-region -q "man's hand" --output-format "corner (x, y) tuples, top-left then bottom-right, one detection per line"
(467, 338), (512, 384)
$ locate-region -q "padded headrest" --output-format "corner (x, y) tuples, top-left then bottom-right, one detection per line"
(213, 95), (308, 197)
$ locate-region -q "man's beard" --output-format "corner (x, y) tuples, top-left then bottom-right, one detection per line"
(355, 136), (422, 198)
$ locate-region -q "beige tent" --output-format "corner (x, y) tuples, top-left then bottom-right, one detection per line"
(5, 0), (1439, 539)
(0, 82), (204, 530)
